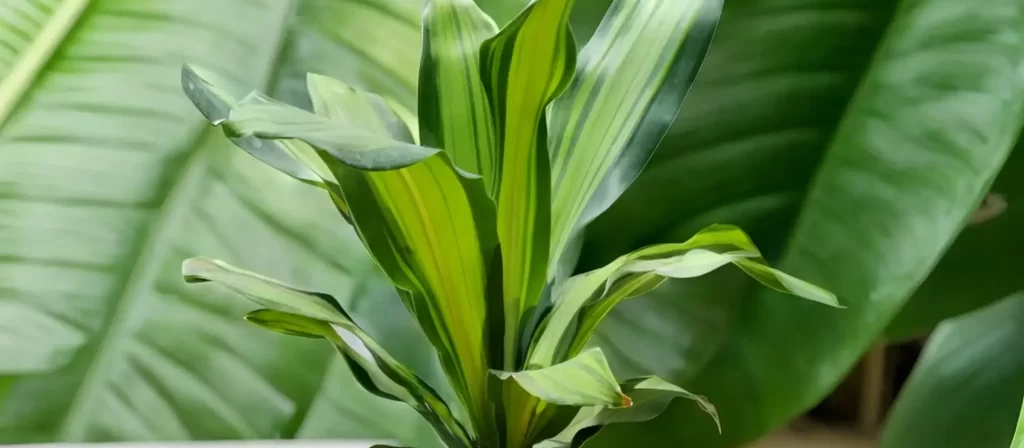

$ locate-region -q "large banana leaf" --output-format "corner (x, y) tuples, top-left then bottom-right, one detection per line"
(0, 0), (441, 443)
(885, 138), (1024, 340)
(0, 0), (335, 441)
(881, 292), (1024, 448)
(583, 0), (1024, 446)
(0, 0), (538, 443)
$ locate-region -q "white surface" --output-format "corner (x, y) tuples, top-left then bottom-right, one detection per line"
(6, 442), (388, 447)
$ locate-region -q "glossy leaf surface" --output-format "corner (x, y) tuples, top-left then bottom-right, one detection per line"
(881, 292), (1024, 448)
(885, 141), (1024, 340)
(636, 0), (1024, 445)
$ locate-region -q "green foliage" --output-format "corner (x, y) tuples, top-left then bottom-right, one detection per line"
(178, 0), (839, 446)
(581, 1), (1024, 446)
(2, 0), (1022, 446)
(881, 292), (1024, 448)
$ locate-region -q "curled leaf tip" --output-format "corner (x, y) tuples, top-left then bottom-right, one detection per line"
(181, 257), (216, 283)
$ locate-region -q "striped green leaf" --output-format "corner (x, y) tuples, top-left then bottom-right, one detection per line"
(529, 225), (838, 368)
(302, 75), (501, 440)
(181, 258), (472, 448)
(330, 154), (499, 435)
(419, 0), (499, 192)
(494, 348), (626, 408)
(185, 68), (501, 441)
(536, 376), (718, 448)
(480, 0), (577, 370)
(547, 0), (722, 268)
(478, 4), (579, 444)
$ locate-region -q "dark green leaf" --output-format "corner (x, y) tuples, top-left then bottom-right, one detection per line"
(885, 143), (1024, 340)
(881, 292), (1024, 448)
(645, 0), (1024, 445)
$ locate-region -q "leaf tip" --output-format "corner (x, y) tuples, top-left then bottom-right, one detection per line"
(619, 392), (633, 408)
(181, 257), (216, 283)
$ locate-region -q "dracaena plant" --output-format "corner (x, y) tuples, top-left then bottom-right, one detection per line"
(178, 0), (839, 446)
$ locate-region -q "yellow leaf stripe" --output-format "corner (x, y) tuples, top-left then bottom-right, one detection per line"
(358, 158), (493, 414)
(185, 68), (500, 441)
(419, 0), (500, 193)
(480, 0), (577, 370)
(547, 0), (721, 268)
(302, 76), (498, 437)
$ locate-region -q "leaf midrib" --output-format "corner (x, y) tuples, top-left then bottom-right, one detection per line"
(53, 0), (300, 440)
(0, 0), (93, 130)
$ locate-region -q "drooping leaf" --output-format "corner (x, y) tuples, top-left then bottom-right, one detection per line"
(631, 0), (1024, 445)
(479, 0), (577, 369)
(880, 292), (1024, 448)
(418, 0), (499, 192)
(494, 348), (626, 409)
(536, 376), (718, 448)
(182, 258), (473, 447)
(547, 0), (722, 268)
(529, 225), (838, 369)
(297, 358), (441, 447)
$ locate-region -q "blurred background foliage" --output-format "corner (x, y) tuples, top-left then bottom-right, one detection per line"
(0, 0), (1021, 447)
